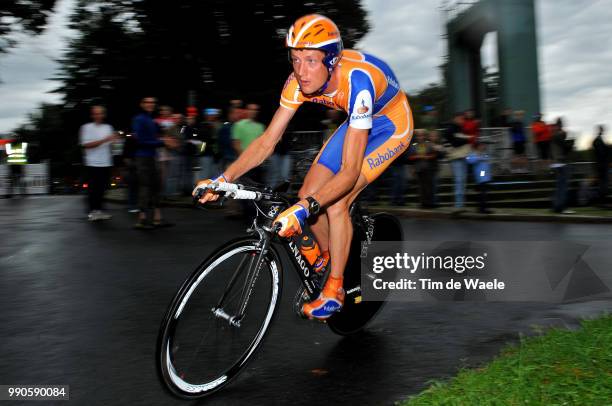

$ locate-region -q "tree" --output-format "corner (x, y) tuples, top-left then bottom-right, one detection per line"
(13, 103), (71, 169)
(55, 0), (370, 130)
(0, 0), (58, 54)
(409, 82), (448, 129)
(53, 3), (137, 134)
(22, 0), (369, 174)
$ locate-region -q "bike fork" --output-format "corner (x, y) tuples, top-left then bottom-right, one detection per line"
(211, 236), (270, 328)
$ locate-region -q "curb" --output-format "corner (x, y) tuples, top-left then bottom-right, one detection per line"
(106, 197), (612, 224)
(380, 207), (612, 224)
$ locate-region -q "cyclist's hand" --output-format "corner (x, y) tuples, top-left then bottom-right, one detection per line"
(193, 174), (226, 204)
(273, 203), (309, 238)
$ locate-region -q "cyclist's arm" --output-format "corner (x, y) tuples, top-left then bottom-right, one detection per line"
(305, 125), (369, 207)
(300, 68), (372, 208)
(222, 106), (296, 182)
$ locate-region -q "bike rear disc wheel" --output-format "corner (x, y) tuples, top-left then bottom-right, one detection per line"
(158, 238), (282, 399)
(328, 213), (402, 335)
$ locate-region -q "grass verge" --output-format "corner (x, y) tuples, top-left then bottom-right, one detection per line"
(401, 315), (612, 405)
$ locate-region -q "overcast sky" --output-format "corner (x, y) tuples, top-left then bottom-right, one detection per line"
(1, 0), (611, 147)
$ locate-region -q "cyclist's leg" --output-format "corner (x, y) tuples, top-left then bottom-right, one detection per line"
(303, 99), (413, 318)
(327, 95), (414, 280)
(298, 121), (349, 252)
(325, 174), (368, 279)
(299, 163), (333, 251)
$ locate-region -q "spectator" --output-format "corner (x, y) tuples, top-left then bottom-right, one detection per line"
(155, 105), (178, 197)
(592, 124), (610, 206)
(444, 112), (472, 212)
(267, 130), (293, 188)
(232, 103), (265, 182)
(4, 135), (28, 197)
(466, 142), (493, 214)
(509, 110), (528, 173)
(179, 114), (201, 195)
(532, 113), (552, 172)
(408, 129), (436, 208)
(229, 99), (246, 120)
(495, 108), (513, 128)
(166, 113), (185, 198)
(217, 106), (240, 171)
(321, 109), (342, 141)
(462, 109), (480, 145)
(132, 97), (177, 229)
(428, 130), (445, 207)
(421, 105), (439, 133)
(493, 107), (513, 174)
(121, 131), (139, 213)
(550, 117), (574, 214)
(79, 105), (118, 221)
(198, 108), (221, 180)
(232, 103), (264, 156)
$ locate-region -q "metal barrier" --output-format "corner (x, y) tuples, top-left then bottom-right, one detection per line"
(281, 127), (542, 180)
(435, 126), (541, 176)
(0, 162), (50, 195)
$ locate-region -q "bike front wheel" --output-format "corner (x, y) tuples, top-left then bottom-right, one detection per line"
(157, 237), (283, 399)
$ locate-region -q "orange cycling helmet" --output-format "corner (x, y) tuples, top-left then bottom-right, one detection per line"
(286, 14), (343, 92)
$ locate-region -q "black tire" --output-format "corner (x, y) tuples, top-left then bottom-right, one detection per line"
(157, 237), (283, 399)
(328, 213), (402, 336)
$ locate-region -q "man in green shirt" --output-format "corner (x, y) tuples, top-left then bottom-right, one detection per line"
(231, 103), (264, 156)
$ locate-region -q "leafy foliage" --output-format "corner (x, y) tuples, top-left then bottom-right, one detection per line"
(55, 0), (370, 130)
(0, 0), (58, 54)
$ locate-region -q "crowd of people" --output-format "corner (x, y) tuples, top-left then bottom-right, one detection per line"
(386, 108), (611, 214)
(74, 101), (610, 224)
(79, 97), (293, 227)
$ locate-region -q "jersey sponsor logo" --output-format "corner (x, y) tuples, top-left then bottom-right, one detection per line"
(350, 89), (373, 122)
(310, 97), (335, 108)
(387, 75), (400, 90)
(357, 99), (369, 114)
(366, 141), (407, 169)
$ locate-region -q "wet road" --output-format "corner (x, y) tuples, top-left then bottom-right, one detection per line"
(1, 196), (611, 406)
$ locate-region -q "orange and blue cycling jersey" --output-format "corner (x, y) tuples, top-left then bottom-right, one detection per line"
(280, 49), (414, 183)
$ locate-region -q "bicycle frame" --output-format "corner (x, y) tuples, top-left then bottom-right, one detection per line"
(209, 201), (322, 328)
(197, 181), (369, 325)
(251, 201), (321, 299)
(251, 200), (369, 301)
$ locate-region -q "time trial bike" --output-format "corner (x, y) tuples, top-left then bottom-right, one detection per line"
(157, 180), (403, 399)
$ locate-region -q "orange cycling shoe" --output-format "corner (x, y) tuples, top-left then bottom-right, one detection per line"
(302, 275), (345, 320)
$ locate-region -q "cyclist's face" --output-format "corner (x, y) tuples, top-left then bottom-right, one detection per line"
(290, 49), (327, 94)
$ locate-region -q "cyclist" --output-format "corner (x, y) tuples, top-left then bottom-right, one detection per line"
(195, 14), (414, 320)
